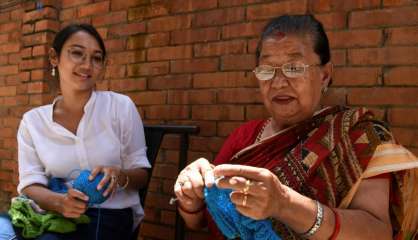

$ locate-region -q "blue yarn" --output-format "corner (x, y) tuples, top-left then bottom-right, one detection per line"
(204, 186), (281, 240)
(48, 170), (110, 205)
(72, 170), (110, 205)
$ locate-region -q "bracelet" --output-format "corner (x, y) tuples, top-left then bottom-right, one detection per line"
(300, 200), (324, 238)
(329, 208), (341, 240)
(177, 203), (206, 215)
(117, 171), (129, 190)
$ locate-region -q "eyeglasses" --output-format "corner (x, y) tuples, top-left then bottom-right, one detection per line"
(253, 62), (320, 81)
(67, 48), (105, 69)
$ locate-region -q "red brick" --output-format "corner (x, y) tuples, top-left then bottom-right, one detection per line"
(148, 75), (191, 90)
(61, 0), (92, 8)
(384, 67), (418, 86)
(246, 105), (270, 120)
(110, 0), (148, 11)
(28, 82), (49, 94)
(348, 88), (418, 106)
(1, 160), (17, 171)
(8, 53), (20, 65)
(388, 108), (418, 127)
(327, 29), (382, 49)
(22, 32), (55, 47)
(194, 40), (246, 57)
(109, 78), (147, 92)
(386, 26), (418, 45)
(29, 94), (55, 105)
(128, 91), (167, 105)
(218, 88), (262, 103)
(218, 0), (246, 7)
(167, 90), (216, 105)
(128, 3), (169, 21)
(383, 0), (417, 6)
(0, 171), (13, 180)
(0, 56), (8, 65)
(144, 105), (189, 120)
(247, 0), (308, 20)
(127, 62), (169, 77)
(0, 33), (8, 44)
(104, 39), (126, 52)
(0, 12), (10, 23)
(333, 67), (381, 86)
(0, 86), (16, 96)
(309, 0), (332, 12)
(127, 33), (169, 49)
(21, 47), (32, 59)
(392, 127), (418, 147)
(32, 45), (49, 57)
(169, 0), (217, 13)
(147, 45), (192, 61)
(171, 27), (220, 45)
(194, 8), (245, 27)
(222, 55), (256, 71)
(170, 120), (216, 137)
(20, 58), (48, 70)
(148, 15), (192, 33)
(31, 69), (46, 81)
(104, 65), (125, 79)
(78, 1), (109, 18)
(23, 7), (58, 23)
(189, 136), (225, 152)
(35, 19), (60, 32)
(19, 72), (30, 82)
(108, 22), (145, 37)
(192, 105), (244, 120)
(193, 72), (257, 88)
(0, 22), (19, 33)
(59, 8), (76, 21)
(6, 74), (20, 85)
(350, 6), (418, 28)
(222, 22), (266, 39)
(0, 43), (19, 54)
(92, 11), (126, 26)
(171, 58), (218, 73)
(349, 47), (418, 65)
(331, 49), (346, 66)
(314, 12), (347, 30)
(0, 66), (18, 76)
(331, 0), (380, 10)
(10, 8), (23, 20)
(108, 51), (145, 65)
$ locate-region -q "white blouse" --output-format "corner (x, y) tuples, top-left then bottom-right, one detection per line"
(17, 91), (151, 227)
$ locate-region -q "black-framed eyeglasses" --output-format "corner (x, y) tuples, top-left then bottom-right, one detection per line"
(253, 62), (320, 81)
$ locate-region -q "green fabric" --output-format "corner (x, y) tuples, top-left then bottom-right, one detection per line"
(8, 197), (90, 239)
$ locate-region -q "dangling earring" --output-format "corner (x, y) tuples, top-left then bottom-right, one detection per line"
(51, 67), (56, 76)
(322, 86), (328, 94)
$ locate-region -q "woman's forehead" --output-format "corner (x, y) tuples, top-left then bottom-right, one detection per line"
(260, 36), (315, 60)
(62, 31), (102, 52)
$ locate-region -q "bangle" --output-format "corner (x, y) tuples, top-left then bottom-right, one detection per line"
(300, 200), (324, 238)
(329, 208), (341, 240)
(177, 203), (206, 215)
(118, 171), (129, 190)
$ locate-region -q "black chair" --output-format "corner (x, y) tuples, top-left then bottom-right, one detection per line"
(135, 124), (199, 240)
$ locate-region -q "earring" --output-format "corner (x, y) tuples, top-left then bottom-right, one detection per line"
(322, 86), (328, 94)
(51, 67), (56, 76)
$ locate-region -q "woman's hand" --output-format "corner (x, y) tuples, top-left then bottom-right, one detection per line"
(89, 165), (122, 197)
(58, 188), (89, 218)
(174, 158), (215, 212)
(214, 164), (290, 220)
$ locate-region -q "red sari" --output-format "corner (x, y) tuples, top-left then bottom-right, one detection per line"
(208, 106), (418, 240)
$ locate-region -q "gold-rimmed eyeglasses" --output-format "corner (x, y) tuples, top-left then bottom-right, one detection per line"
(253, 62), (320, 81)
(67, 48), (105, 69)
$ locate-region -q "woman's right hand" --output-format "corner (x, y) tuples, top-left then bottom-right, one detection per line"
(58, 188), (89, 218)
(174, 158), (215, 212)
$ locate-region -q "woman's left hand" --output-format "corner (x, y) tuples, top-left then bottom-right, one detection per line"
(89, 166), (122, 197)
(214, 164), (290, 220)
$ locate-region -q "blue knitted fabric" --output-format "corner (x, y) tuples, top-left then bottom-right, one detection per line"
(49, 170), (109, 205)
(204, 186), (281, 240)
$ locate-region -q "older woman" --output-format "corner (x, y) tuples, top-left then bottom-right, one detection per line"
(174, 15), (418, 240)
(6, 23), (150, 240)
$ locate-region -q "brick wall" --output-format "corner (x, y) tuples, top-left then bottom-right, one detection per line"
(0, 0), (417, 239)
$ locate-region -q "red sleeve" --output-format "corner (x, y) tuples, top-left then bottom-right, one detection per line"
(213, 120), (265, 166)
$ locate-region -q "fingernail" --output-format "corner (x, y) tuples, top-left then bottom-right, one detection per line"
(205, 171), (215, 186)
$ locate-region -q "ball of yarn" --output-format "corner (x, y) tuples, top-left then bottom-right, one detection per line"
(72, 170), (110, 205)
